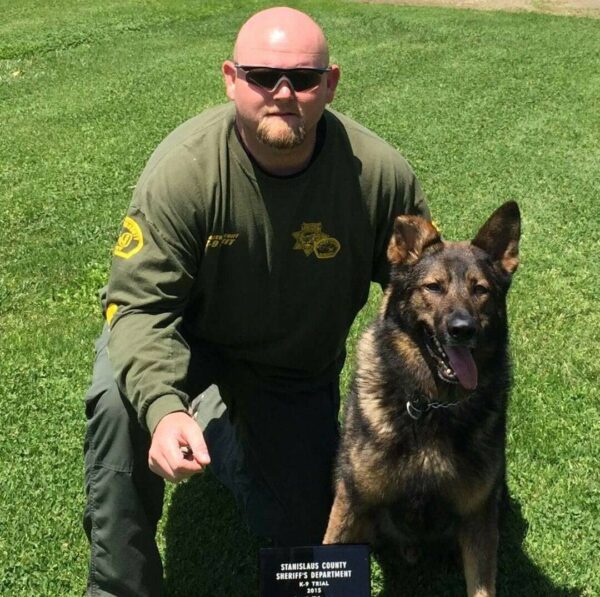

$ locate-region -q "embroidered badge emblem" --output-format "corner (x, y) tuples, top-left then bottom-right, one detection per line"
(205, 233), (239, 249)
(114, 216), (144, 259)
(292, 223), (341, 259)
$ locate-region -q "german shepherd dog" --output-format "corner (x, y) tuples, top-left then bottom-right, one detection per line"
(324, 202), (521, 597)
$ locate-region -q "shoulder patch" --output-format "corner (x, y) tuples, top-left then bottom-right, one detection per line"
(114, 216), (144, 259)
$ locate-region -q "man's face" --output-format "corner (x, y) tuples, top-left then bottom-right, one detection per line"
(223, 23), (339, 152)
(227, 62), (336, 150)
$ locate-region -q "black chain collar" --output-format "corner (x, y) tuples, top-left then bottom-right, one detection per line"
(405, 390), (473, 421)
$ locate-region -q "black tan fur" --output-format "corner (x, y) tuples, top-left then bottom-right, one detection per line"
(324, 202), (521, 597)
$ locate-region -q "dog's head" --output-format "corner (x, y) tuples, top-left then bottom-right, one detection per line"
(385, 201), (521, 390)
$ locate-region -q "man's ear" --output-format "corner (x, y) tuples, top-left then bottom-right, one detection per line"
(325, 64), (341, 104)
(387, 216), (441, 266)
(222, 60), (237, 101)
(471, 201), (521, 274)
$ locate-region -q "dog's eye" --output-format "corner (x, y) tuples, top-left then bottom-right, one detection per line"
(474, 284), (489, 296)
(424, 282), (443, 293)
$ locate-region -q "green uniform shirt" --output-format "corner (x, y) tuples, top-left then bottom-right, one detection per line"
(107, 103), (429, 433)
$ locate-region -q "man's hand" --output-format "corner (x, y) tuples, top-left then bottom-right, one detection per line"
(148, 411), (211, 483)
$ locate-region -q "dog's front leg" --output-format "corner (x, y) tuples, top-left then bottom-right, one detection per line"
(458, 496), (499, 597)
(323, 480), (372, 544)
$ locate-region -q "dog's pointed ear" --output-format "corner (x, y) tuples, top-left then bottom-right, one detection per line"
(471, 201), (521, 274)
(387, 216), (442, 266)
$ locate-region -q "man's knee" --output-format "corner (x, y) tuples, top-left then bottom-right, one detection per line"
(86, 382), (146, 470)
(84, 322), (149, 468)
(83, 345), (164, 596)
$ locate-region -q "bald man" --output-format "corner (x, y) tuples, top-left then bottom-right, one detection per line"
(83, 6), (429, 596)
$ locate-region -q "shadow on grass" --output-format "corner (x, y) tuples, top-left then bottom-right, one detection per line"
(163, 482), (581, 597)
(374, 496), (583, 597)
(163, 472), (265, 597)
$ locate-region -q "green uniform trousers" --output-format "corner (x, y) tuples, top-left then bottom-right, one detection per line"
(83, 325), (341, 596)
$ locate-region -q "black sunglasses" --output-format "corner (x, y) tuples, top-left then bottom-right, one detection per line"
(235, 64), (331, 92)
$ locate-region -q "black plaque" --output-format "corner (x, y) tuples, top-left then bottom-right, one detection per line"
(259, 544), (370, 597)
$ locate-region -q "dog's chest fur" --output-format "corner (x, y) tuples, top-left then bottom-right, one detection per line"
(345, 397), (501, 545)
(341, 325), (504, 539)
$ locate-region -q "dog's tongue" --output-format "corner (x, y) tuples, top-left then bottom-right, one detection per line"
(445, 346), (478, 390)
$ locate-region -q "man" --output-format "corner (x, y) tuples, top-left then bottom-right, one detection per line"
(84, 6), (429, 596)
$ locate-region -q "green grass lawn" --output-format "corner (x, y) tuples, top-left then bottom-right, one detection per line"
(1, 0), (598, 595)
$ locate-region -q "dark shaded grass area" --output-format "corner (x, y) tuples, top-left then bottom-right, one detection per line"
(163, 476), (582, 596)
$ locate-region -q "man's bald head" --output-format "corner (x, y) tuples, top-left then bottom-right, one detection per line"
(222, 7), (340, 173)
(234, 7), (329, 68)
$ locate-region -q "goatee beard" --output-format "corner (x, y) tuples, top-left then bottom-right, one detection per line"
(256, 119), (306, 150)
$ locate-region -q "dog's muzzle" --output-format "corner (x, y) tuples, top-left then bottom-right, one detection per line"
(424, 311), (478, 390)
